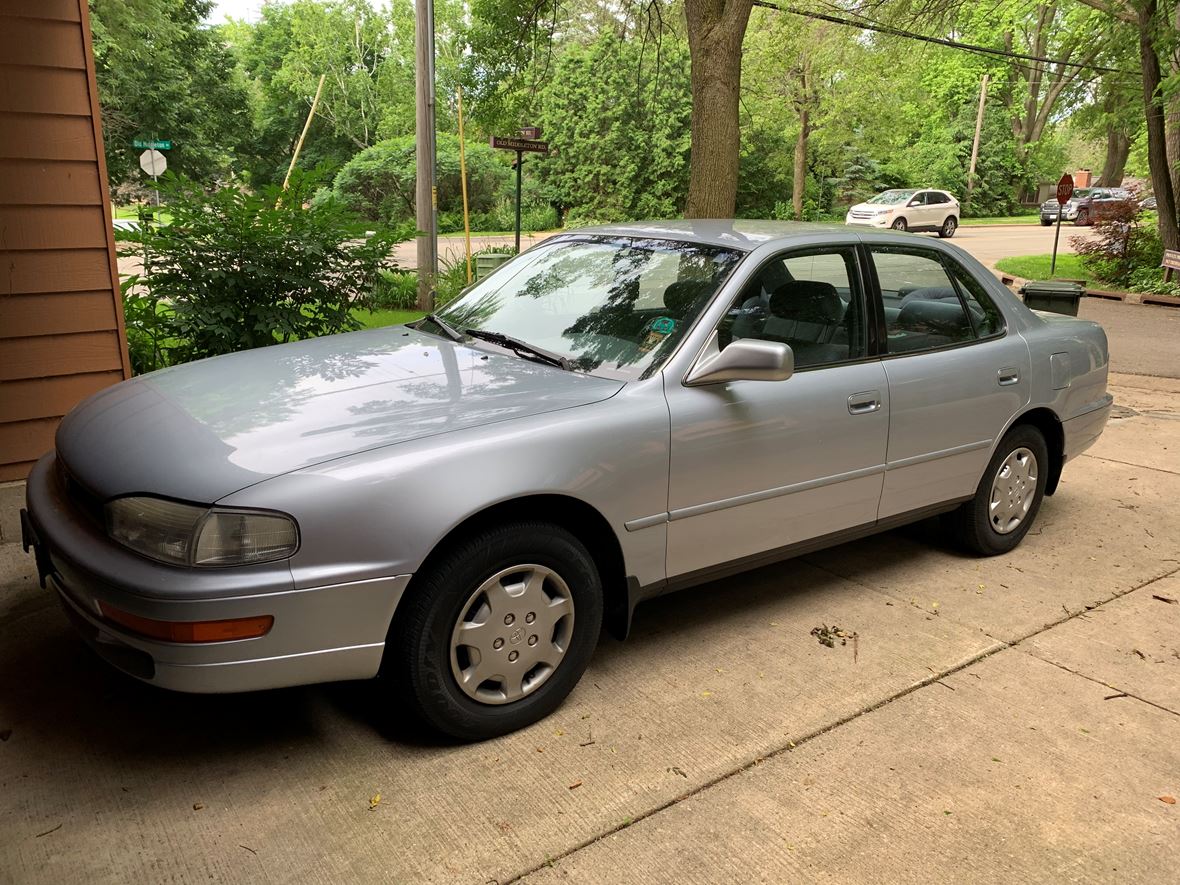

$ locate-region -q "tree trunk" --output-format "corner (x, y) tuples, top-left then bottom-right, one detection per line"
(1168, 3), (1180, 203)
(1137, 0), (1180, 251)
(792, 102), (809, 221)
(1099, 123), (1131, 186)
(684, 0), (754, 218)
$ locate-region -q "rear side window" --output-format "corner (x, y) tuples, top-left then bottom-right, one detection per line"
(871, 248), (973, 354)
(945, 260), (1005, 338)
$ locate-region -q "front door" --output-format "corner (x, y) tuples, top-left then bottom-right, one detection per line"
(866, 245), (1031, 519)
(664, 245), (889, 579)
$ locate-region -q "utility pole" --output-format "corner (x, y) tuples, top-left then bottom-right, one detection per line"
(965, 73), (989, 212)
(414, 0), (437, 311)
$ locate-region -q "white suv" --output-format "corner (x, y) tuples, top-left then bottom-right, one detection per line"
(845, 188), (960, 237)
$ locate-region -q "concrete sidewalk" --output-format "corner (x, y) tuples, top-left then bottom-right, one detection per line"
(1, 373), (1177, 884)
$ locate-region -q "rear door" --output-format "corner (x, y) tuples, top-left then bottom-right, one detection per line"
(866, 244), (1031, 519)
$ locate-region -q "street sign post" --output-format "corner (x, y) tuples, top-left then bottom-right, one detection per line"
(139, 148), (167, 207)
(491, 131), (550, 252)
(133, 139), (172, 150)
(1050, 172), (1074, 277)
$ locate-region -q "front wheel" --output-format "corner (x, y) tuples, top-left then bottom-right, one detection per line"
(1040, 218), (1053, 227)
(947, 425), (1048, 556)
(891, 217), (908, 231)
(1074, 209), (1089, 226)
(389, 521), (603, 741)
(938, 216), (958, 238)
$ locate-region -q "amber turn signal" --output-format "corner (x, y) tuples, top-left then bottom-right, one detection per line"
(98, 602), (273, 643)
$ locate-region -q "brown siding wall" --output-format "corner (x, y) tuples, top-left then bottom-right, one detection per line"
(0, 0), (130, 482)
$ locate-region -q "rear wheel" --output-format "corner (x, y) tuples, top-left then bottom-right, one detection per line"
(938, 216), (958, 238)
(389, 521), (603, 741)
(891, 217), (908, 231)
(948, 424), (1048, 556)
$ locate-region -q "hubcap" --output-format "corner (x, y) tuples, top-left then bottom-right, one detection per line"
(989, 447), (1038, 535)
(449, 564), (574, 705)
(944, 219), (956, 235)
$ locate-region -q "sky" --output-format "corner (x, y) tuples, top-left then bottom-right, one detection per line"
(209, 0), (270, 24)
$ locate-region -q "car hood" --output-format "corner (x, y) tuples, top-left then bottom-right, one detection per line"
(56, 326), (624, 503)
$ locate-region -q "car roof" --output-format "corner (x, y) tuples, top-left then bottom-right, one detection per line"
(557, 219), (854, 252)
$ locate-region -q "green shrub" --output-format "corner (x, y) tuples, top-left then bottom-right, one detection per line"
(1071, 199), (1162, 290)
(370, 267), (419, 310)
(331, 134), (510, 225)
(121, 170), (400, 365)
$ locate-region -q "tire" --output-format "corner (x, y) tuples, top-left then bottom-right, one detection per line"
(948, 424), (1049, 556)
(1074, 209), (1089, 226)
(1040, 219), (1052, 227)
(388, 521), (603, 741)
(938, 216), (958, 238)
(891, 217), (907, 231)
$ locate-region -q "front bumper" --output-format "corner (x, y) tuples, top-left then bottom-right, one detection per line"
(23, 453), (409, 693)
(1041, 206), (1079, 221)
(845, 213), (893, 228)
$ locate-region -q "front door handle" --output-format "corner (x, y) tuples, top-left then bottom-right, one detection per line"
(997, 367), (1020, 386)
(848, 391), (882, 415)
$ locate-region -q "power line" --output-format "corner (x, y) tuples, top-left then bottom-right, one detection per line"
(752, 1), (1136, 75)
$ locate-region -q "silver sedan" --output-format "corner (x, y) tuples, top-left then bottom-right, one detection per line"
(22, 221), (1113, 740)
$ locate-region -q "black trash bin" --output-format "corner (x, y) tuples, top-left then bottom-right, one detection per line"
(1018, 280), (1085, 316)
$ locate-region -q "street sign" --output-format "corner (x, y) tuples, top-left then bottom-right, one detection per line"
(1056, 173), (1074, 205)
(139, 149), (167, 176)
(133, 139), (172, 150)
(518, 126), (542, 140)
(1161, 249), (1180, 271)
(490, 136), (549, 154)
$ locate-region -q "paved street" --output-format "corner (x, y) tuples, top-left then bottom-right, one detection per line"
(387, 222), (1089, 272)
(1, 304), (1178, 880)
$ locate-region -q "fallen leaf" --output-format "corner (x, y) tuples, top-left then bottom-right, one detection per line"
(667, 766), (688, 778)
(1159, 795), (1176, 805)
(554, 729), (565, 737)
(568, 780), (583, 790)
(369, 793), (381, 811)
(192, 803), (205, 811)
(701, 690), (713, 698)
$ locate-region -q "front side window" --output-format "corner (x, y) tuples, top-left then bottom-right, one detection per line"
(717, 247), (867, 369)
(435, 237), (742, 379)
(872, 247), (974, 354)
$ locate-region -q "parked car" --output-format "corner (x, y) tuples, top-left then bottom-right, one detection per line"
(1040, 187), (1135, 226)
(845, 188), (960, 237)
(22, 222), (1112, 740)
(1140, 194), (1157, 212)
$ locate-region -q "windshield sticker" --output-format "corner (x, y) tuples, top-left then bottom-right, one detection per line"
(651, 316), (676, 334)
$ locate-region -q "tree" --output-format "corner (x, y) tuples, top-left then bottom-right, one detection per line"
(91, 0), (253, 189)
(683, 0), (754, 217)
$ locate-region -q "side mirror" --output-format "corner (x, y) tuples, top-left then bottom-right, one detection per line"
(684, 331), (794, 386)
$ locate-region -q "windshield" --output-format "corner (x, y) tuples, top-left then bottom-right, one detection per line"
(867, 189), (918, 205)
(434, 237), (742, 380)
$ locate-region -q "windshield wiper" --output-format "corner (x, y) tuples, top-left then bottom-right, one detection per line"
(417, 312), (464, 342)
(464, 329), (573, 371)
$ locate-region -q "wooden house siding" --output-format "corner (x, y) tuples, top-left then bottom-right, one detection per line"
(0, 0), (130, 482)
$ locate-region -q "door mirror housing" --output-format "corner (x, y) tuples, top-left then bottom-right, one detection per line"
(684, 332), (794, 386)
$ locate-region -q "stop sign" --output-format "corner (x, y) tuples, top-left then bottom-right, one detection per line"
(1056, 173), (1074, 205)
(139, 148), (167, 177)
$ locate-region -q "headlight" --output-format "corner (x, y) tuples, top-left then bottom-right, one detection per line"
(105, 497), (298, 567)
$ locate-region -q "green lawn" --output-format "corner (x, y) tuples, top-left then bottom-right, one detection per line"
(994, 253), (1092, 282)
(960, 215), (1041, 226)
(352, 307), (426, 329)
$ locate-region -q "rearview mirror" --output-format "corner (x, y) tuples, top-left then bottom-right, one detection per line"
(684, 332), (794, 386)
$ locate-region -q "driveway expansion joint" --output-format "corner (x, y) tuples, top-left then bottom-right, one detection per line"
(1019, 648), (1180, 720)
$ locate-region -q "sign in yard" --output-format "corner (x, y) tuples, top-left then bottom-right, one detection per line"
(1056, 173), (1074, 205)
(139, 149), (167, 177)
(1050, 172), (1075, 276)
(1163, 249), (1180, 283)
(133, 139), (172, 150)
(490, 136), (550, 154)
(491, 129), (551, 252)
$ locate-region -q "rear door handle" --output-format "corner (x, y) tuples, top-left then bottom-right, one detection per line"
(997, 367), (1020, 386)
(848, 391), (882, 415)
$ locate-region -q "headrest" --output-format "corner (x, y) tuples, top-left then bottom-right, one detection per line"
(897, 299), (970, 335)
(662, 280), (711, 317)
(769, 280), (843, 323)
(900, 286), (960, 306)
